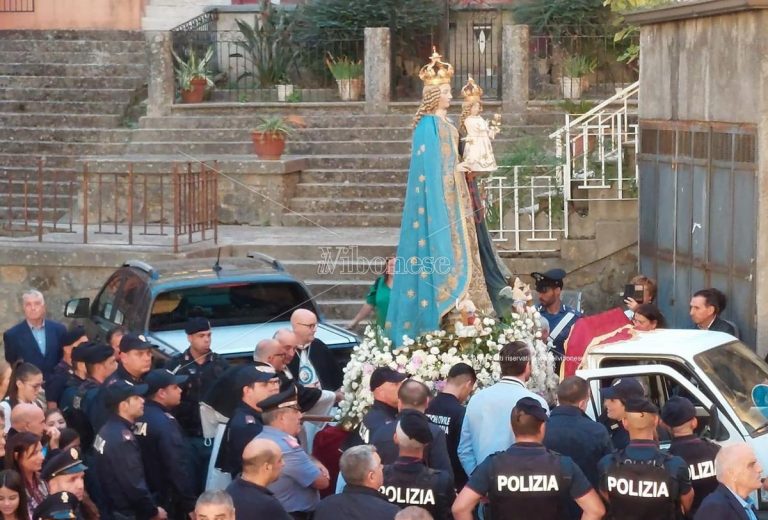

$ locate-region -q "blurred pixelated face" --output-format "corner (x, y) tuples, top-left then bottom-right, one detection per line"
(0, 486), (19, 517)
(188, 330), (212, 356)
(51, 472), (85, 501)
(604, 398), (626, 421)
(194, 503), (235, 520)
(689, 296), (715, 326)
(45, 411), (67, 430)
(22, 295), (45, 323)
(438, 84), (452, 109)
(120, 349), (152, 377)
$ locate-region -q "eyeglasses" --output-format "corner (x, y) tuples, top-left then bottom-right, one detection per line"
(297, 322), (318, 329)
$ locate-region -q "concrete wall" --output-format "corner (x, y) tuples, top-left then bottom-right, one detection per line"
(0, 0), (147, 30)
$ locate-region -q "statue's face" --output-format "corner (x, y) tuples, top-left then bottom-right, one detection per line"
(470, 102), (481, 115)
(438, 84), (452, 109)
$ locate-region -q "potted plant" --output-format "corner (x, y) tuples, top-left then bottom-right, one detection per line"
(251, 116), (295, 159)
(172, 46), (215, 103)
(560, 54), (597, 100)
(326, 54), (364, 101)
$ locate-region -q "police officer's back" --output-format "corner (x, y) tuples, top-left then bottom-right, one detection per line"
(135, 369), (197, 519)
(543, 376), (613, 519)
(380, 411), (455, 520)
(164, 318), (229, 492)
(452, 397), (605, 520)
(598, 398), (693, 520)
(93, 380), (167, 520)
(373, 379), (454, 480)
(662, 397), (720, 518)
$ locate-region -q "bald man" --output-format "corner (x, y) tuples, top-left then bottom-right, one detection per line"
(695, 443), (763, 520)
(255, 339), (323, 413)
(273, 329), (298, 369)
(226, 438), (291, 520)
(11, 403), (59, 448)
(288, 309), (344, 392)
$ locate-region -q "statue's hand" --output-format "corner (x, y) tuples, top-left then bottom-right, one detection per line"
(456, 161), (472, 173)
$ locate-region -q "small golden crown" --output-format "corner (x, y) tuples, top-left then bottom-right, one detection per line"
(418, 47), (454, 86)
(461, 75), (484, 102)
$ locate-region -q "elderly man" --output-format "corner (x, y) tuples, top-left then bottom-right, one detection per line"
(11, 402), (59, 449)
(194, 491), (236, 520)
(4, 289), (67, 379)
(226, 438), (291, 520)
(314, 445), (399, 520)
(695, 443), (763, 520)
(288, 309), (343, 392)
(274, 329), (298, 373)
(256, 388), (330, 517)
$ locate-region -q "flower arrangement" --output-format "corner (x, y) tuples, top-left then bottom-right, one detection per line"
(336, 306), (559, 430)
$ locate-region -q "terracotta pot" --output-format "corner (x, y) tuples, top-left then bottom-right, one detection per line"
(336, 78), (363, 101)
(181, 77), (208, 103)
(251, 131), (286, 160)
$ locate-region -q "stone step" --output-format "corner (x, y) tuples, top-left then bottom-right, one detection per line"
(127, 139), (413, 156)
(308, 155), (410, 169)
(290, 197), (403, 214)
(0, 100), (129, 115)
(0, 140), (126, 155)
(0, 39), (146, 53)
(305, 279), (375, 301)
(0, 63), (147, 77)
(0, 127), (133, 143)
(229, 243), (396, 262)
(0, 30), (145, 41)
(0, 51), (147, 66)
(313, 299), (361, 321)
(133, 127), (415, 142)
(168, 103), (370, 118)
(281, 260), (388, 282)
(0, 88), (139, 103)
(301, 169), (407, 184)
(0, 75), (144, 90)
(0, 153), (75, 168)
(281, 212), (402, 227)
(0, 113), (122, 128)
(294, 182), (406, 199)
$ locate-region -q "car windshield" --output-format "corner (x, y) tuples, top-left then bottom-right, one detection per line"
(148, 281), (314, 331)
(695, 340), (768, 437)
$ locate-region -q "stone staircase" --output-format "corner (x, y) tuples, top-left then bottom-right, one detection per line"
(0, 30), (148, 221)
(142, 0), (230, 31)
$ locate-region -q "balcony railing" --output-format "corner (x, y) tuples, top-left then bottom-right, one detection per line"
(0, 0), (34, 12)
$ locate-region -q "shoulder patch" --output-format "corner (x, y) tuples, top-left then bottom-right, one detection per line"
(122, 428), (134, 441)
(245, 415), (255, 424)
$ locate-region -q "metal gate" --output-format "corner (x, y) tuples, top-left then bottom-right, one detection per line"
(638, 120), (757, 345)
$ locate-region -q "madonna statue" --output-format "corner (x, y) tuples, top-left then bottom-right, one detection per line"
(385, 50), (492, 346)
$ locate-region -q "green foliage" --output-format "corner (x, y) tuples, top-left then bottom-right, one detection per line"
(253, 116), (296, 138)
(512, 0), (612, 38)
(230, 9), (298, 88)
(558, 99), (596, 115)
(172, 46), (215, 90)
(326, 54), (364, 80)
(562, 54), (598, 77)
(285, 90), (303, 102)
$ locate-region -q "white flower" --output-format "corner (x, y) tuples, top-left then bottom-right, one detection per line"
(429, 347), (440, 355)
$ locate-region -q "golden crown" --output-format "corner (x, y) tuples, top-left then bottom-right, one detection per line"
(418, 47), (454, 86)
(461, 75), (484, 102)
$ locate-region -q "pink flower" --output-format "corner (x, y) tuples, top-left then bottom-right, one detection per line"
(409, 357), (424, 369)
(363, 364), (375, 375)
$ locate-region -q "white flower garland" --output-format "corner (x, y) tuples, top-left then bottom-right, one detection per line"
(337, 310), (559, 430)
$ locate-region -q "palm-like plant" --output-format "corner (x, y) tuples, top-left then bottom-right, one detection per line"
(172, 46), (215, 90)
(230, 13), (299, 88)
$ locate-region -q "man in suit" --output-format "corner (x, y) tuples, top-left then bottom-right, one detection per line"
(690, 288), (737, 336)
(4, 289), (67, 380)
(288, 309), (344, 396)
(695, 443), (762, 520)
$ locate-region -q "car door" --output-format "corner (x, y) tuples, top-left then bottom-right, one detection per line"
(89, 271), (126, 340)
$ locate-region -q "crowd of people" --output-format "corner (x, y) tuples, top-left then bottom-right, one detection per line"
(0, 273), (753, 520)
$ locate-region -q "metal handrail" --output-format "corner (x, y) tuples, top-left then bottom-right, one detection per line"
(548, 81), (640, 139)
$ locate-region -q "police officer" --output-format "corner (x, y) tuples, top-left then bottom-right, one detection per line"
(164, 317), (229, 493)
(59, 341), (93, 415)
(106, 334), (154, 386)
(598, 398), (693, 520)
(46, 325), (89, 408)
(380, 411), (455, 520)
(93, 380), (168, 520)
(136, 369), (197, 520)
(532, 268), (582, 368)
(33, 491), (80, 520)
(346, 367), (406, 447)
(218, 365), (280, 478)
(452, 397), (606, 520)
(662, 396), (720, 518)
(41, 446), (99, 519)
(600, 377), (645, 450)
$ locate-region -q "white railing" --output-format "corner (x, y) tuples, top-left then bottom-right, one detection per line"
(482, 165), (565, 252)
(550, 81), (640, 211)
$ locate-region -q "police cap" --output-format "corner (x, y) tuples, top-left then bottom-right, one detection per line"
(119, 333), (154, 353)
(531, 268), (567, 292)
(514, 396), (548, 422)
(41, 447), (87, 481)
(601, 377), (644, 402)
(103, 380), (148, 407)
(33, 491), (79, 520)
(624, 397), (659, 415)
(661, 396), (696, 427)
(235, 365), (277, 389)
(185, 317), (211, 335)
(370, 366), (407, 391)
(73, 342), (113, 365)
(398, 410), (433, 444)
(258, 387), (299, 413)
(144, 368), (189, 395)
(61, 326), (87, 348)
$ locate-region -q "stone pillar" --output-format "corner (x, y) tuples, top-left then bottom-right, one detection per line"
(364, 27), (391, 114)
(146, 31), (175, 117)
(503, 24), (529, 115)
